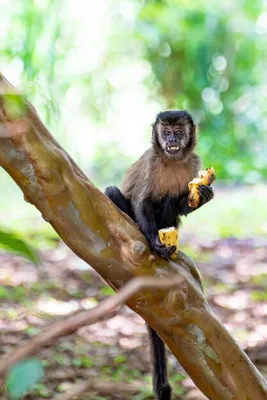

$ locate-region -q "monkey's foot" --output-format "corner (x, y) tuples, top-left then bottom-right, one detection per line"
(158, 227), (178, 260)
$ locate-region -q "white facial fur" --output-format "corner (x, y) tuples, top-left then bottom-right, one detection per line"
(157, 122), (191, 153)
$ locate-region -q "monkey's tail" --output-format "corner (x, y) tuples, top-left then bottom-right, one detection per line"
(147, 325), (172, 400)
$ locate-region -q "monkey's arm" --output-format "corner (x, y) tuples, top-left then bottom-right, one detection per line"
(134, 199), (176, 259)
(177, 186), (214, 216)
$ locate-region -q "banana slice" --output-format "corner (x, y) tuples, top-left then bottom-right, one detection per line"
(158, 227), (178, 260)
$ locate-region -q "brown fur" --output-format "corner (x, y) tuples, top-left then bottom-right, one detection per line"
(121, 111), (200, 204)
(149, 153), (200, 200)
(121, 149), (200, 202)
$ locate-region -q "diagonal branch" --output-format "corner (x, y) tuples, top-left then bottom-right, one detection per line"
(0, 72), (267, 400)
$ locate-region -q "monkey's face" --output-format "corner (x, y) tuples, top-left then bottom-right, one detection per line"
(157, 122), (192, 159)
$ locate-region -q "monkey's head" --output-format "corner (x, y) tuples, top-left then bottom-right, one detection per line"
(152, 110), (196, 160)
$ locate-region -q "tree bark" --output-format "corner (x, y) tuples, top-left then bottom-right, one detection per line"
(0, 72), (266, 400)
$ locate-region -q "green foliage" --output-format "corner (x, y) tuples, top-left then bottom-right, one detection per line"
(85, 0), (267, 181)
(0, 229), (40, 265)
(0, 0), (69, 129)
(90, 142), (133, 189)
(114, 355), (127, 364)
(170, 373), (186, 396)
(251, 290), (267, 302)
(0, 285), (27, 302)
(32, 383), (52, 398)
(1, 0), (267, 195)
(6, 359), (45, 400)
(99, 286), (115, 296)
(134, 1), (267, 180)
(72, 356), (95, 368)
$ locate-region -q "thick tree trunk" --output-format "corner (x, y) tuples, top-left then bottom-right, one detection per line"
(0, 72), (266, 400)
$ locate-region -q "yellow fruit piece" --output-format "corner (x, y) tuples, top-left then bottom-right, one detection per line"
(188, 167), (216, 208)
(158, 227), (178, 260)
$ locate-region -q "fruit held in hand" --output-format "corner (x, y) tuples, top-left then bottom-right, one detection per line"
(158, 227), (178, 260)
(188, 167), (216, 208)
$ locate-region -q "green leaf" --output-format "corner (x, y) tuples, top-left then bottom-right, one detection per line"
(100, 286), (114, 296)
(0, 286), (10, 299)
(80, 356), (94, 367)
(32, 383), (51, 398)
(0, 229), (40, 266)
(114, 355), (126, 364)
(72, 356), (94, 368)
(72, 357), (82, 367)
(6, 359), (45, 400)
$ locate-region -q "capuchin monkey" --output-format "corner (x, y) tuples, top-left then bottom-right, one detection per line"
(105, 110), (214, 400)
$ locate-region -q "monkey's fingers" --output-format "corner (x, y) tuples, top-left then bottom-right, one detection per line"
(199, 167), (216, 185)
(188, 167), (216, 208)
(154, 236), (168, 248)
(198, 185), (214, 205)
(154, 244), (177, 259)
(164, 245), (177, 259)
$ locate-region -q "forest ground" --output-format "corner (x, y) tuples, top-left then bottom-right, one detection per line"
(1, 186), (267, 399)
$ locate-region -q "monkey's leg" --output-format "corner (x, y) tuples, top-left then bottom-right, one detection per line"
(105, 186), (134, 219)
(134, 199), (176, 259)
(158, 196), (178, 229)
(106, 191), (172, 398)
(148, 326), (172, 400)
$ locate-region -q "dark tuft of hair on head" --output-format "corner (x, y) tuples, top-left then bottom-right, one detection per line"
(154, 109), (194, 126)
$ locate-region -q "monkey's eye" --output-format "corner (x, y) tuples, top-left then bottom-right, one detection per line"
(174, 130), (182, 136)
(163, 130), (170, 136)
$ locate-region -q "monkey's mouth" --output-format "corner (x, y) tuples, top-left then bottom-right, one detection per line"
(166, 145), (180, 153)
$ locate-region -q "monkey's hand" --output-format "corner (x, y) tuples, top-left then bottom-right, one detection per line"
(198, 185), (214, 207)
(151, 236), (176, 259)
(188, 167), (216, 208)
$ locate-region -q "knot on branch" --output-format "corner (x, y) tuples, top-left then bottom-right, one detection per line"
(130, 240), (146, 256)
(109, 225), (149, 267)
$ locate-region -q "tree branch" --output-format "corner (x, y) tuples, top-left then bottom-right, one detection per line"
(0, 72), (267, 400)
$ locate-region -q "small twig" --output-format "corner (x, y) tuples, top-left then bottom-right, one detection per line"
(46, 368), (85, 381)
(55, 379), (138, 400)
(0, 275), (182, 377)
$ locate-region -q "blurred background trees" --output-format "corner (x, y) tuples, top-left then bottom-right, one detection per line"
(1, 0), (267, 236)
(2, 0), (267, 186)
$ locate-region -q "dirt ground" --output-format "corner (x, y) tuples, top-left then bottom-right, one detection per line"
(0, 234), (267, 399)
